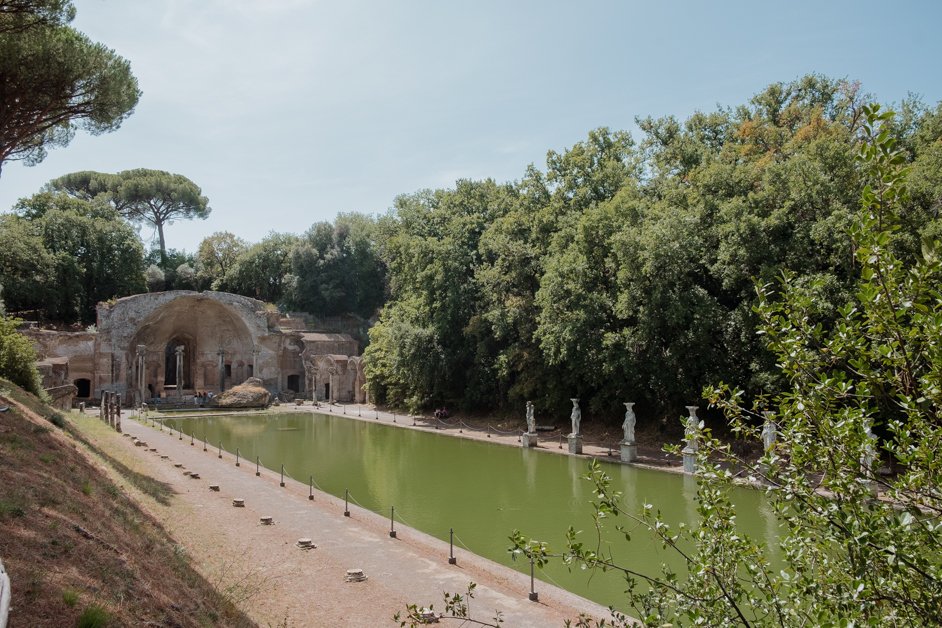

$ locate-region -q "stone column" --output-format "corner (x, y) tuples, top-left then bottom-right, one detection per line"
(328, 368), (336, 404)
(217, 349), (226, 393)
(175, 346), (184, 397)
(683, 405), (699, 474)
(136, 344), (146, 404)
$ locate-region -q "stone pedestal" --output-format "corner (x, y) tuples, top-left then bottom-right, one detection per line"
(567, 434), (583, 455)
(620, 442), (637, 463)
(521, 432), (538, 448)
(682, 447), (696, 474)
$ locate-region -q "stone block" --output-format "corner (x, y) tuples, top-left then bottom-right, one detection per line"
(567, 434), (583, 455)
(521, 432), (538, 448)
(620, 442), (637, 463)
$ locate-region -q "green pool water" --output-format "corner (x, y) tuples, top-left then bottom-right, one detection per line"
(166, 412), (777, 611)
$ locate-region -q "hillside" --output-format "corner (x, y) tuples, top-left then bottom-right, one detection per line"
(0, 380), (255, 627)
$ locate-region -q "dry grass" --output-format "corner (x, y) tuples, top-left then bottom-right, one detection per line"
(0, 379), (256, 627)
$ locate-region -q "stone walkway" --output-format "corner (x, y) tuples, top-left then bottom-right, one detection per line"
(109, 414), (612, 627)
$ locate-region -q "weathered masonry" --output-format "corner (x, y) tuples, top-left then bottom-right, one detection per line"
(26, 291), (366, 406)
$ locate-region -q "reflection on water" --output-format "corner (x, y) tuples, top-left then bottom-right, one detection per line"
(167, 412), (774, 610)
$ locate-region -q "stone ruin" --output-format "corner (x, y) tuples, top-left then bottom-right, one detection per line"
(23, 290), (367, 407)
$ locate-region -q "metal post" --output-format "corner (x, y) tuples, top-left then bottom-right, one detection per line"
(190, 431), (194, 446)
(448, 528), (456, 564)
(309, 475), (314, 500)
(236, 448), (240, 467)
(178, 426), (182, 441)
(389, 506), (397, 538)
(358, 405), (361, 417)
(203, 435), (207, 452)
(344, 489), (350, 517)
(528, 556), (538, 601)
(218, 441), (222, 459)
(280, 464), (285, 487)
(559, 433), (563, 449)
(487, 425), (491, 438)
(256, 456), (260, 476)
(392, 411), (396, 423)
(343, 405), (346, 415)
(375, 411), (379, 420)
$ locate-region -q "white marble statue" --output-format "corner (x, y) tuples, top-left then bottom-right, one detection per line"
(684, 405), (699, 452)
(570, 398), (581, 436)
(622, 402), (636, 443)
(761, 411), (777, 453)
(526, 401), (536, 434)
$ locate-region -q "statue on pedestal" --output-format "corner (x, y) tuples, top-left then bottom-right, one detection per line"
(570, 398), (581, 436)
(761, 411), (777, 453)
(684, 405), (699, 452)
(526, 401), (536, 434)
(622, 402), (636, 444)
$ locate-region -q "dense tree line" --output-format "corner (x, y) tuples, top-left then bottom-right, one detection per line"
(364, 76), (942, 423)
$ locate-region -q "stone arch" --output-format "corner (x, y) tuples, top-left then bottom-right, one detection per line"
(124, 294), (256, 397)
(347, 356), (366, 403)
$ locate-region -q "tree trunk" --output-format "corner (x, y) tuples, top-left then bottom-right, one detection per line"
(157, 221), (167, 265)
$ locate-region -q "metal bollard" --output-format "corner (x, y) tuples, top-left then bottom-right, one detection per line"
(203, 435), (207, 452)
(218, 441), (222, 459)
(178, 427), (182, 441)
(389, 506), (397, 538)
(256, 456), (260, 476)
(236, 448), (241, 467)
(190, 432), (194, 446)
(280, 464), (285, 487)
(344, 489), (350, 517)
(309, 475), (314, 500)
(449, 528), (457, 564)
(529, 556), (538, 601)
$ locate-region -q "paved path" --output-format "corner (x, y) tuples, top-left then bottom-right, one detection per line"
(112, 415), (611, 627)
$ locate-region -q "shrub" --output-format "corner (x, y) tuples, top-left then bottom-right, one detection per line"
(0, 316), (42, 397)
(77, 604), (110, 628)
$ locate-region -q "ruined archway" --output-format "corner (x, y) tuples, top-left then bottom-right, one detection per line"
(124, 294), (257, 398)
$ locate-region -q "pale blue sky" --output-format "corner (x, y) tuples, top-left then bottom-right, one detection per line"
(2, 0), (941, 253)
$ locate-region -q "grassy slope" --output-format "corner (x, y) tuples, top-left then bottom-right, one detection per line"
(0, 379), (256, 627)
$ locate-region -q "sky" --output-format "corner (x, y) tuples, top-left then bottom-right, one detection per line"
(2, 0), (941, 253)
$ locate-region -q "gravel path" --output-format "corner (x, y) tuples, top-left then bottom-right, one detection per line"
(94, 413), (612, 627)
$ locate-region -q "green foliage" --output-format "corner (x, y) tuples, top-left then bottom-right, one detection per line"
(196, 231), (247, 289)
(62, 588), (79, 607)
(282, 214), (386, 318)
(218, 231), (299, 303)
(0, 5), (139, 173)
(48, 169), (211, 262)
(0, 315), (43, 396)
(0, 192), (145, 324)
(366, 76), (942, 421)
(396, 582), (503, 627)
(510, 105), (942, 625)
(76, 604), (110, 628)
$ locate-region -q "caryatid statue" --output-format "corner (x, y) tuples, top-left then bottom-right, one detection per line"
(570, 398), (581, 436)
(622, 402), (636, 444)
(684, 405), (699, 452)
(761, 411), (777, 453)
(526, 401), (536, 434)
